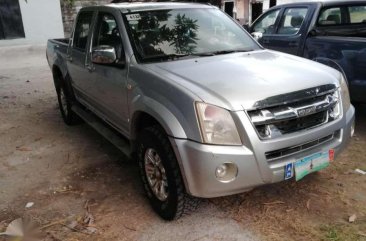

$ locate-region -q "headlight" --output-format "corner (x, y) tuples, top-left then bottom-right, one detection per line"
(195, 102), (242, 145)
(339, 74), (351, 111)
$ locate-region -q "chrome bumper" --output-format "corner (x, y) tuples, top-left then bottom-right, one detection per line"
(171, 105), (355, 198)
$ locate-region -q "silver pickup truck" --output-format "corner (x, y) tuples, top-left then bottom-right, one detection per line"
(46, 2), (355, 220)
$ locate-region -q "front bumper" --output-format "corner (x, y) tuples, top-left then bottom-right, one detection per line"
(171, 105), (355, 198)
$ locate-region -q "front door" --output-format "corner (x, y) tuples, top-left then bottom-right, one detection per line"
(250, 8), (281, 48)
(87, 11), (129, 133)
(0, 0), (25, 39)
(224, 1), (234, 17)
(264, 7), (309, 55)
(68, 11), (95, 100)
(251, 3), (263, 22)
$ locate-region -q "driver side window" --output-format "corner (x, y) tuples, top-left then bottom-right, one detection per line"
(252, 9), (280, 34)
(92, 13), (124, 60)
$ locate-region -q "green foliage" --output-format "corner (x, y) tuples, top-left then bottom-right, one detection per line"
(132, 11), (199, 56)
(170, 14), (198, 54)
(62, 0), (75, 7)
(325, 227), (340, 241)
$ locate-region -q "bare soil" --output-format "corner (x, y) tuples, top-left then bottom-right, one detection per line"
(0, 45), (365, 241)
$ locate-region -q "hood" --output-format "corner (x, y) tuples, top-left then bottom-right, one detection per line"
(147, 50), (340, 110)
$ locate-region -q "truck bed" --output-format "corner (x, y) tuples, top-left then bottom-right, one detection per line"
(49, 38), (70, 45)
(46, 38), (70, 77)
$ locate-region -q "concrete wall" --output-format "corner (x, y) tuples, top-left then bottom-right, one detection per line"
(0, 0), (64, 46)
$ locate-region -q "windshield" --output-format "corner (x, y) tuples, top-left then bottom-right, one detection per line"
(124, 8), (260, 62)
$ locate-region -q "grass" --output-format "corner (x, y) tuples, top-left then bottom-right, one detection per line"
(321, 224), (366, 241)
(324, 226), (340, 241)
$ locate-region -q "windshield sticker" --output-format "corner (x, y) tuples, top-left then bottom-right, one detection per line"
(126, 14), (141, 21)
(129, 20), (139, 25)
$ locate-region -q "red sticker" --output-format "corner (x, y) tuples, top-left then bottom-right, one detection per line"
(329, 149), (335, 162)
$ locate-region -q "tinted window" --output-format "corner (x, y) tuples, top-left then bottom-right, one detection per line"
(318, 7), (342, 25)
(92, 13), (123, 59)
(349, 6), (366, 24)
(73, 11), (93, 51)
(124, 9), (260, 62)
(277, 8), (308, 35)
(252, 9), (280, 34)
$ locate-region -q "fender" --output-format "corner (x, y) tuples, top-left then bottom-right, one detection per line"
(130, 95), (187, 140)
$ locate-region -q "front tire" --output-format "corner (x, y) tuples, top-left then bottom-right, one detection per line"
(137, 126), (199, 220)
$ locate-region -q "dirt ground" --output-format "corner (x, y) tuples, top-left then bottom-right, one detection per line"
(0, 45), (365, 241)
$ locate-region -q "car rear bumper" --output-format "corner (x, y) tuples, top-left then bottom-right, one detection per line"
(171, 105), (355, 198)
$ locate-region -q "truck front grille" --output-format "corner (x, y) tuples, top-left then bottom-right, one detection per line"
(265, 131), (338, 160)
(247, 85), (340, 139)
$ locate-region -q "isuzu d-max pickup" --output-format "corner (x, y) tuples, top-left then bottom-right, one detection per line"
(46, 2), (355, 220)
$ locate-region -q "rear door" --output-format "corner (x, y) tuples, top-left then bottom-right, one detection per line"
(67, 11), (95, 101)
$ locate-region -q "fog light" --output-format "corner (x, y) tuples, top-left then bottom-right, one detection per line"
(351, 120), (355, 137)
(215, 163), (238, 183)
(216, 164), (227, 178)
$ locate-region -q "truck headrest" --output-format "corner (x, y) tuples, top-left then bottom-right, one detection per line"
(291, 15), (304, 28)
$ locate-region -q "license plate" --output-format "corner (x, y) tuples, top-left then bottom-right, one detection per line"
(294, 151), (330, 181)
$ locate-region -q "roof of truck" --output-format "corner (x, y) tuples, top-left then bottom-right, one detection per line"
(275, 0), (366, 7)
(101, 2), (216, 12)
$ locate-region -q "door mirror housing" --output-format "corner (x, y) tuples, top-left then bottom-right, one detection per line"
(92, 45), (117, 65)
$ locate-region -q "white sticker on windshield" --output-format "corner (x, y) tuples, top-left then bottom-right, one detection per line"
(129, 20), (139, 25)
(126, 14), (141, 21)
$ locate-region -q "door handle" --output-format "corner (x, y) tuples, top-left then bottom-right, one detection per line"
(66, 55), (73, 62)
(289, 42), (299, 47)
(262, 39), (270, 44)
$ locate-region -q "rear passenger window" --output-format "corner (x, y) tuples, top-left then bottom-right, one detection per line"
(318, 7), (342, 25)
(73, 11), (93, 51)
(349, 6), (366, 24)
(277, 7), (308, 35)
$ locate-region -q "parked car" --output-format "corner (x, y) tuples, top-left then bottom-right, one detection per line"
(249, 0), (366, 103)
(46, 2), (355, 220)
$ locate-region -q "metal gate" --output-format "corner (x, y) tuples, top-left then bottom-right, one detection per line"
(0, 0), (25, 40)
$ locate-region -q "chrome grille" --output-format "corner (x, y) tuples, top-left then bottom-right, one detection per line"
(265, 131), (339, 160)
(248, 85), (340, 139)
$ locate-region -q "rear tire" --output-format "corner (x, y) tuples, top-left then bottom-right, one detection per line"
(137, 126), (200, 220)
(56, 81), (82, 126)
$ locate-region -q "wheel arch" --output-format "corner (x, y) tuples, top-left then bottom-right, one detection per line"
(52, 65), (63, 91)
(130, 97), (187, 141)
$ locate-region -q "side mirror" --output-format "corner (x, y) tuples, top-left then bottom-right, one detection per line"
(92, 45), (117, 65)
(251, 32), (263, 40)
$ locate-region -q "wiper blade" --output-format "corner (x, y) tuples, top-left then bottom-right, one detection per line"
(142, 49), (253, 62)
(143, 53), (191, 61)
(209, 49), (254, 55)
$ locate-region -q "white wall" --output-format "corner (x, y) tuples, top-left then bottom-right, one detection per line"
(0, 0), (64, 46)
